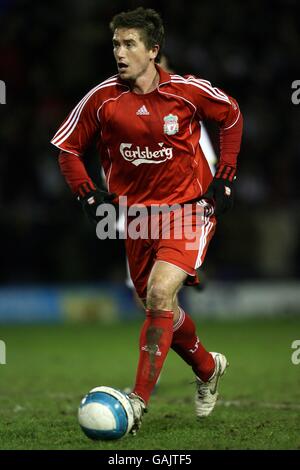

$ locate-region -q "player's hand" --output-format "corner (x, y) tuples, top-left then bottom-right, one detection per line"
(78, 182), (117, 224)
(201, 166), (235, 216)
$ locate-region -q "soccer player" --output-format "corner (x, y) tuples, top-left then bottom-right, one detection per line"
(51, 7), (243, 435)
(118, 53), (217, 297)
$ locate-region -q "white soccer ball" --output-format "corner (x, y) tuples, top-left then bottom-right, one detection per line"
(78, 386), (134, 440)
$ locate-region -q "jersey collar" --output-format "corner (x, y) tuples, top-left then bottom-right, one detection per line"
(156, 64), (172, 87)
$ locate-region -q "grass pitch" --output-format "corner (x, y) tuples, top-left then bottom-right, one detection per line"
(0, 317), (300, 450)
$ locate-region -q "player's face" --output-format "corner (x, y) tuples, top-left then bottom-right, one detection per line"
(113, 28), (157, 81)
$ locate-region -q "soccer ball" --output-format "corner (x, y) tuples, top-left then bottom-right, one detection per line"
(78, 386), (134, 440)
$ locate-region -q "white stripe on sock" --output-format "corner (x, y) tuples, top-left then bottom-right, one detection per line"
(173, 307), (186, 332)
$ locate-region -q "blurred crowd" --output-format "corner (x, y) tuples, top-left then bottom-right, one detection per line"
(0, 0), (299, 283)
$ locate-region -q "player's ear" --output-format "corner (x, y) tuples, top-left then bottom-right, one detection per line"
(149, 45), (159, 61)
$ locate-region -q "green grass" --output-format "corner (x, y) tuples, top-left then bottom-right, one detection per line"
(0, 318), (300, 449)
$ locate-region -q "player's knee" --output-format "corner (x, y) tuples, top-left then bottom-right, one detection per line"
(147, 283), (172, 309)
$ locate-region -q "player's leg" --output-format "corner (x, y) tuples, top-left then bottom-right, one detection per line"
(131, 260), (187, 409)
(159, 202), (228, 417)
(171, 295), (228, 416)
(125, 234), (178, 433)
(171, 295), (215, 381)
(123, 257), (162, 396)
(173, 307), (229, 419)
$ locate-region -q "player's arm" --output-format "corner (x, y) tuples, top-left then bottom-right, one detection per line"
(58, 151), (116, 224)
(50, 91), (115, 223)
(188, 76), (243, 215)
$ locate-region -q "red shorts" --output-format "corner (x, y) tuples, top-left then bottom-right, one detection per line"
(125, 202), (216, 299)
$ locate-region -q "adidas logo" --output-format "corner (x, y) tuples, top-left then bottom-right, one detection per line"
(136, 105), (150, 116)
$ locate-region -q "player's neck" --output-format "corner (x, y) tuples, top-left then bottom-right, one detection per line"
(131, 65), (159, 95)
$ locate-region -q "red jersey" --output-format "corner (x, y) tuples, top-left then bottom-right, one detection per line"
(51, 65), (243, 206)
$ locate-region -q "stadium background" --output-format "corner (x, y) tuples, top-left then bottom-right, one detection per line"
(0, 0), (299, 451)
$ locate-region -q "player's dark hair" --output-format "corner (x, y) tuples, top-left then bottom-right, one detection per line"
(110, 7), (164, 63)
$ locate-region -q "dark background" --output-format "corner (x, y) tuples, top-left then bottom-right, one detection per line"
(0, 0), (299, 284)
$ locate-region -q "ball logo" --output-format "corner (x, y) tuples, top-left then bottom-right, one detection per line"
(120, 143), (173, 166)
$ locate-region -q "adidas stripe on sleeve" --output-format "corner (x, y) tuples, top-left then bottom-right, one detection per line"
(51, 76), (118, 156)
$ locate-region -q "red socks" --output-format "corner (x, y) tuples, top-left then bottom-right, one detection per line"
(133, 309), (174, 404)
(133, 307), (215, 404)
(172, 307), (215, 382)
